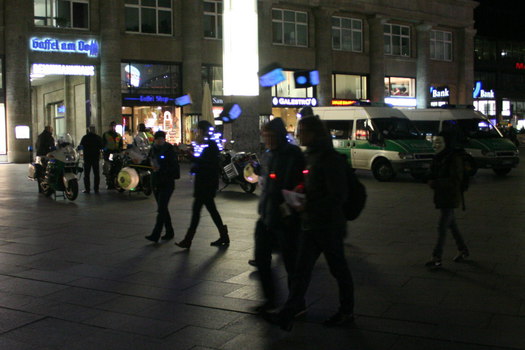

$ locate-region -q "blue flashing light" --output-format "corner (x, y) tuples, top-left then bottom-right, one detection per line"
(309, 70), (320, 86)
(260, 68), (285, 87)
(175, 94), (192, 106)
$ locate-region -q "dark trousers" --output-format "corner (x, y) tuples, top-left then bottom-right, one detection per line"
(83, 158), (100, 192)
(188, 196), (224, 232)
(433, 208), (467, 259)
(254, 218), (300, 304)
(283, 227), (354, 314)
(151, 183), (174, 238)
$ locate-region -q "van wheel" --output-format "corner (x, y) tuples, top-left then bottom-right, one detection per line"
(372, 159), (395, 182)
(493, 167), (511, 176)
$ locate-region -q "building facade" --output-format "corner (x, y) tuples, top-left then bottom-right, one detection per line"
(0, 0), (477, 162)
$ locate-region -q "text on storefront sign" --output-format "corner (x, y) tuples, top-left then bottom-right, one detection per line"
(30, 37), (99, 57)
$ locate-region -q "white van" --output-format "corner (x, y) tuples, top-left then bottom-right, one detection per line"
(314, 106), (434, 181)
(403, 107), (519, 175)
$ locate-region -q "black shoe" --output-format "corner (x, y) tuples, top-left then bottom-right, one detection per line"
(161, 233), (174, 240)
(248, 259), (257, 267)
(323, 311), (354, 327)
(453, 250), (469, 262)
(145, 235), (159, 243)
(82, 190), (90, 194)
(210, 237), (230, 246)
(425, 257), (442, 269)
(252, 301), (276, 314)
(263, 311), (294, 332)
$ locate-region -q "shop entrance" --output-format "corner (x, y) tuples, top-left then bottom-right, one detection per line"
(121, 105), (182, 145)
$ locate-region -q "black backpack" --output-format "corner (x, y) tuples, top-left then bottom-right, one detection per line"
(343, 163), (367, 221)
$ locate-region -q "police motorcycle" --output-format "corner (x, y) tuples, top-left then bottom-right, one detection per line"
(28, 134), (82, 200)
(219, 141), (259, 193)
(114, 141), (153, 196)
(103, 151), (124, 190)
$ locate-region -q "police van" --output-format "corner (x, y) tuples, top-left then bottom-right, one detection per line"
(402, 107), (519, 176)
(314, 106), (434, 181)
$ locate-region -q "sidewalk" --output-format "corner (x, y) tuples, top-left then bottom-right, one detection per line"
(0, 158), (524, 350)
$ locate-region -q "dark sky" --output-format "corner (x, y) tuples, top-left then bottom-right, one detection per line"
(474, 0), (525, 40)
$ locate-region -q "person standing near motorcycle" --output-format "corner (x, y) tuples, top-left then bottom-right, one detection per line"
(145, 131), (180, 243)
(36, 126), (55, 157)
(176, 120), (229, 249)
(102, 121), (123, 189)
(79, 125), (103, 194)
(252, 118), (306, 313)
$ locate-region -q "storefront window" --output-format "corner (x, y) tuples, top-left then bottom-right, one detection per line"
(384, 23), (410, 57)
(202, 65), (223, 96)
(34, 0), (89, 29)
(125, 0), (172, 35)
(332, 74), (367, 99)
(272, 71), (313, 98)
(204, 0), (222, 39)
(384, 77), (415, 97)
(129, 106), (182, 144)
(332, 17), (362, 52)
(121, 62), (181, 95)
(272, 9), (308, 47)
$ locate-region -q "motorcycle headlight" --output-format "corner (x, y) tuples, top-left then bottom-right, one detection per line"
(398, 152), (414, 159)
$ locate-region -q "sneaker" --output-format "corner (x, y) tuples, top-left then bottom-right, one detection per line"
(453, 250), (469, 262)
(425, 257), (442, 269)
(323, 311), (354, 327)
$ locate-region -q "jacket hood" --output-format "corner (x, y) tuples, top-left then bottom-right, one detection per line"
(267, 118), (288, 146)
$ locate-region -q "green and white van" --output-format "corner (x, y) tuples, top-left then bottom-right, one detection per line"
(402, 107), (519, 176)
(314, 106), (435, 181)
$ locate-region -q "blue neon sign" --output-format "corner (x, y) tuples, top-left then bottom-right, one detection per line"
(30, 37), (99, 58)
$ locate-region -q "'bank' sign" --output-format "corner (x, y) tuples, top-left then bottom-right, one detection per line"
(30, 37), (99, 58)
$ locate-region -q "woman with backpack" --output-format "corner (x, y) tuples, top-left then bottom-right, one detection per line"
(426, 129), (469, 269)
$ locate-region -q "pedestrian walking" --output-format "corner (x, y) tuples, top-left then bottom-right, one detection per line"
(175, 120), (229, 249)
(426, 129), (469, 269)
(145, 131), (180, 243)
(35, 126), (55, 156)
(252, 118), (305, 313)
(268, 115), (355, 331)
(79, 125), (103, 194)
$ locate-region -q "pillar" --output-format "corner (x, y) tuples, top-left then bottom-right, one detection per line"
(5, 0), (32, 163)
(416, 23), (432, 109)
(457, 27), (476, 106)
(313, 7), (335, 107)
(369, 15), (386, 104)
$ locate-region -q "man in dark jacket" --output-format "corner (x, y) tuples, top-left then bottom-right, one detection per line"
(253, 118), (306, 313)
(79, 125), (103, 193)
(176, 120), (229, 249)
(270, 115), (354, 331)
(145, 131), (180, 243)
(426, 129), (469, 269)
(35, 126), (55, 156)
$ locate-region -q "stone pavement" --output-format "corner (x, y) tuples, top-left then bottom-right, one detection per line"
(0, 155), (524, 350)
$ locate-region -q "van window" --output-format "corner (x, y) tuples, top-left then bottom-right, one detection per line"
(372, 117), (421, 140)
(355, 119), (370, 140)
(326, 121), (353, 139)
(444, 118), (502, 139)
(412, 121), (440, 136)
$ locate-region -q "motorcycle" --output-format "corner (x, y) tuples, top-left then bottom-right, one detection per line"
(114, 145), (153, 196)
(28, 135), (82, 200)
(219, 148), (259, 193)
(103, 152), (124, 191)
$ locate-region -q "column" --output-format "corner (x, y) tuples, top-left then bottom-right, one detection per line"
(457, 27), (476, 106)
(416, 23), (432, 109)
(313, 7), (335, 107)
(368, 15), (386, 103)
(5, 0), (32, 163)
(99, 0), (123, 130)
(181, 0), (204, 115)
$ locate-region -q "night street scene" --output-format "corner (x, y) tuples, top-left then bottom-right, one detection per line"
(1, 0), (525, 349)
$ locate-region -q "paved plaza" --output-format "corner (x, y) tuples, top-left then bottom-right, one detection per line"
(0, 154), (524, 350)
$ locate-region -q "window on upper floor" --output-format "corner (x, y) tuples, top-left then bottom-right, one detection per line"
(384, 23), (410, 57)
(125, 0), (172, 35)
(204, 0), (222, 39)
(34, 0), (89, 29)
(332, 16), (362, 52)
(272, 9), (308, 47)
(430, 30), (452, 61)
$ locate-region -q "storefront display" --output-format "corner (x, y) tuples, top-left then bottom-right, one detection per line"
(121, 106), (182, 145)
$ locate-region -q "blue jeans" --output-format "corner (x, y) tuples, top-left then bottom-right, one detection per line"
(433, 208), (467, 259)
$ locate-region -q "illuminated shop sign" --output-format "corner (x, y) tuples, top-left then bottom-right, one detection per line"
(384, 97), (417, 108)
(212, 97), (224, 105)
(31, 63), (95, 76)
(516, 62), (525, 70)
(123, 95), (176, 104)
(429, 86), (450, 99)
(272, 97), (317, 107)
(30, 37), (99, 57)
(331, 99), (358, 106)
(472, 81), (495, 99)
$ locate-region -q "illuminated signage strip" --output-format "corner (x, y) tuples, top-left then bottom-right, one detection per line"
(32, 63), (95, 76)
(384, 97), (417, 107)
(332, 100), (358, 106)
(272, 97), (317, 107)
(429, 87), (450, 99)
(30, 37), (99, 57)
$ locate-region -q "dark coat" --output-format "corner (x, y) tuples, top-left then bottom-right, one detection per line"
(429, 150), (463, 209)
(258, 119), (305, 228)
(190, 140), (220, 199)
(302, 140), (348, 231)
(149, 142), (180, 190)
(35, 130), (55, 156)
(80, 132), (103, 161)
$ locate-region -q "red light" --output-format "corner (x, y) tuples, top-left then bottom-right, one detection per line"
(302, 169), (309, 174)
(269, 173), (277, 179)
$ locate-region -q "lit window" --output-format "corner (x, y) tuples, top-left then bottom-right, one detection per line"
(204, 0), (222, 39)
(384, 77), (415, 97)
(384, 23), (410, 57)
(332, 74), (367, 100)
(332, 16), (362, 52)
(34, 0), (89, 29)
(430, 30), (453, 61)
(272, 9), (308, 47)
(125, 0), (172, 35)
